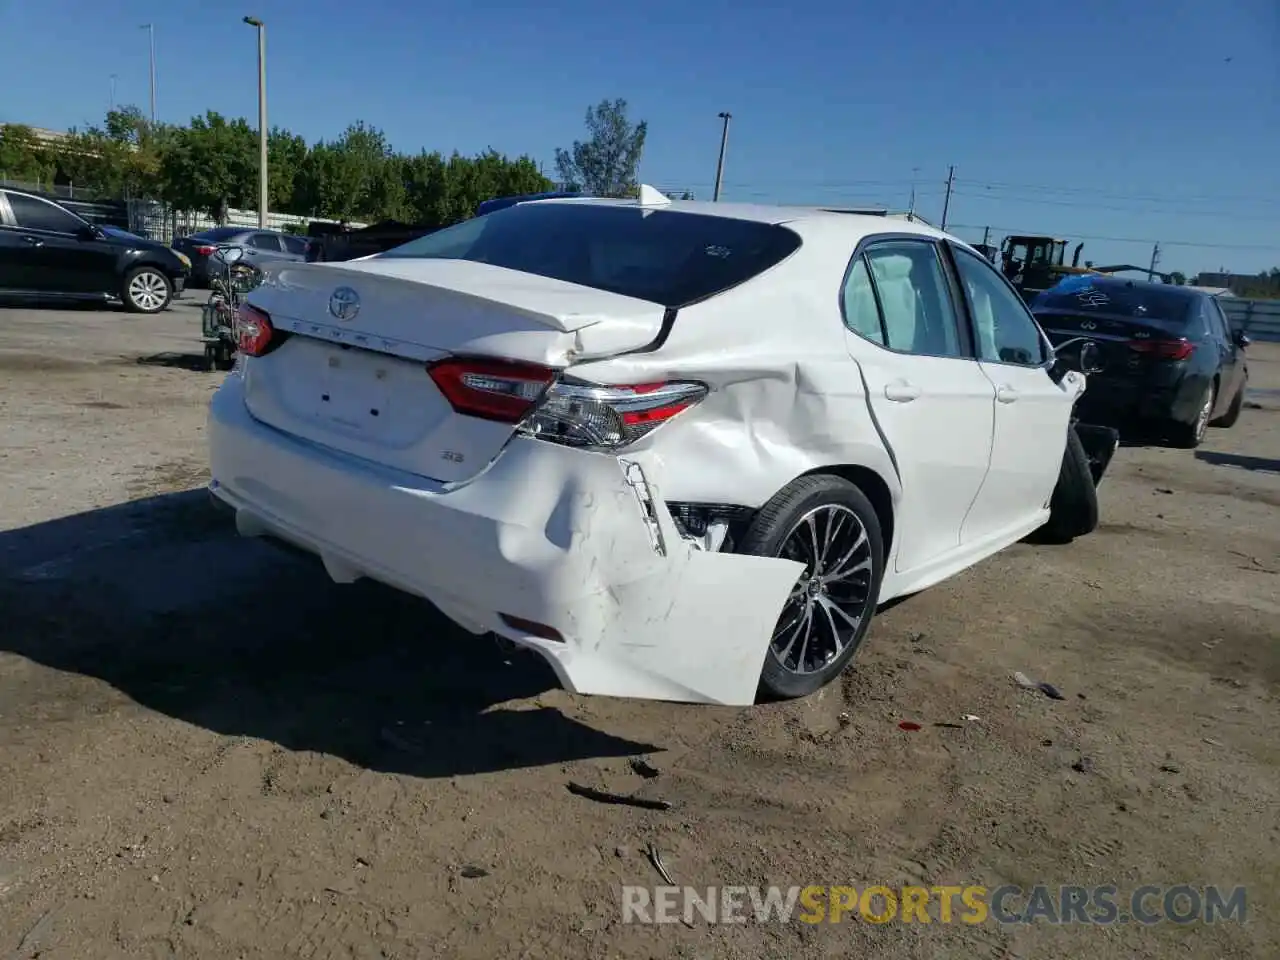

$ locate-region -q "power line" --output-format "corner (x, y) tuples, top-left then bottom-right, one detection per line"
(944, 223), (1278, 252)
(948, 188), (1280, 221)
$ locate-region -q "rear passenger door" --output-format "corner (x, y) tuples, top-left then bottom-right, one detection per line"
(841, 237), (997, 575)
(1205, 297), (1244, 410)
(245, 232), (286, 267)
(948, 244), (1076, 544)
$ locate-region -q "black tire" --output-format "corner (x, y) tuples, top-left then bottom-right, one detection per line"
(1040, 427), (1099, 543)
(121, 266), (173, 314)
(736, 474), (886, 700)
(1169, 380), (1216, 449)
(1211, 380), (1245, 429)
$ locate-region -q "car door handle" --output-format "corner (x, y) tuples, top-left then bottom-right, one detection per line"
(996, 385), (1019, 404)
(22, 235), (43, 247)
(884, 382), (922, 402)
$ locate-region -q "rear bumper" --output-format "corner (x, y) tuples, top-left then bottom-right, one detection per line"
(1074, 372), (1199, 426)
(207, 376), (802, 705)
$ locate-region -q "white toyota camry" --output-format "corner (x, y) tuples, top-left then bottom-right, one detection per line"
(207, 187), (1116, 706)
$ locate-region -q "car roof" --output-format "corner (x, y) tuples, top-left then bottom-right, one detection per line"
(528, 194), (952, 244)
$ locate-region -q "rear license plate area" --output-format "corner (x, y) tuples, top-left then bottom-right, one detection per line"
(316, 348), (395, 432)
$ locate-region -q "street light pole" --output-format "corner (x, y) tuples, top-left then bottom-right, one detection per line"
(713, 112), (732, 202)
(141, 24), (156, 124)
(244, 17), (268, 228)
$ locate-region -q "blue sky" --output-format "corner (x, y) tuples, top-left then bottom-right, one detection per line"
(3, 0), (1277, 276)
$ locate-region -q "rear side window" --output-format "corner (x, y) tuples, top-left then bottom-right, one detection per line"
(282, 235), (309, 255)
(379, 203), (802, 308)
(1035, 276), (1195, 326)
(8, 193), (84, 234)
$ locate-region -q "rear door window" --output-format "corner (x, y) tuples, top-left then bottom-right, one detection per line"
(250, 233), (284, 252)
(282, 235), (308, 255)
(8, 193), (84, 234)
(378, 203), (802, 308)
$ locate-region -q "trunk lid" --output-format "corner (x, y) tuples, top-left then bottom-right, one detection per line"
(240, 259), (668, 484)
(1037, 310), (1191, 376)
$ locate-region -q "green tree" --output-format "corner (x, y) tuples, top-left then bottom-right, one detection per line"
(0, 124), (56, 184)
(267, 127), (308, 214)
(554, 98), (647, 197)
(159, 111), (257, 219)
(57, 106), (168, 199)
(1170, 271), (1187, 285)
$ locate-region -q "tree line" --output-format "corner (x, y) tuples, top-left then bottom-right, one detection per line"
(0, 98), (653, 230)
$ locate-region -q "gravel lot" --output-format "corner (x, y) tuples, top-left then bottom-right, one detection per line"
(1, 300), (1278, 960)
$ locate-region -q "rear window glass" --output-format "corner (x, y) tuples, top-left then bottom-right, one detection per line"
(1033, 276), (1195, 324)
(378, 203), (802, 307)
(190, 226), (243, 242)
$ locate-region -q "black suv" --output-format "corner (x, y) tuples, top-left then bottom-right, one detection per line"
(0, 189), (190, 313)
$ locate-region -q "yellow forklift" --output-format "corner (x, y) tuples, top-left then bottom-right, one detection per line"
(999, 234), (1176, 302)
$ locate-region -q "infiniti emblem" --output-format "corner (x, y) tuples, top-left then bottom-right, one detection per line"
(329, 286), (360, 321)
(1080, 320), (1097, 330)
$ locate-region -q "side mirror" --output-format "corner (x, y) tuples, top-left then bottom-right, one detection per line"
(1077, 340), (1103, 374)
(1233, 330), (1251, 350)
(215, 244), (244, 264)
(75, 224), (101, 241)
(1049, 336), (1103, 383)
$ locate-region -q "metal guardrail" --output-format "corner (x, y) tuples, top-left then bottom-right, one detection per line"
(1219, 298), (1280, 343)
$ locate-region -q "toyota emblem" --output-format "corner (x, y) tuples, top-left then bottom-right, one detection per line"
(329, 286), (360, 321)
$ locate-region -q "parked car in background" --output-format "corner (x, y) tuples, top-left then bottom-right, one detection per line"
(1033, 274), (1250, 447)
(208, 189), (1112, 707)
(0, 188), (190, 313)
(174, 227), (309, 287)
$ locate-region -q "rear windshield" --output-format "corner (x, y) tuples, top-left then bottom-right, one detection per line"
(189, 226), (243, 242)
(378, 202), (802, 307)
(1033, 276), (1195, 324)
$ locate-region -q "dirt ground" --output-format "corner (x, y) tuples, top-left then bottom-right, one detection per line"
(1, 299), (1277, 960)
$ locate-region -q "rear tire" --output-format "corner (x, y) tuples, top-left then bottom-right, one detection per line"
(736, 475), (886, 700)
(1170, 380), (1215, 448)
(1210, 380), (1245, 428)
(1039, 427), (1099, 543)
(121, 266), (173, 314)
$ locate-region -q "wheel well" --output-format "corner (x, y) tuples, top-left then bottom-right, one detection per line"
(800, 464), (895, 558)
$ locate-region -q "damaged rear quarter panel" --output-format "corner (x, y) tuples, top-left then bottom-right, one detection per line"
(567, 245), (902, 514)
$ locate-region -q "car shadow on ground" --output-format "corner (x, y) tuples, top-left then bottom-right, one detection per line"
(0, 491), (658, 778)
(1194, 451), (1280, 474)
(136, 351), (213, 372)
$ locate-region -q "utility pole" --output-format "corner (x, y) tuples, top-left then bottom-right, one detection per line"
(982, 225), (991, 247)
(141, 24), (156, 124)
(940, 165), (955, 231)
(1147, 242), (1161, 282)
(908, 167), (919, 219)
(244, 17), (268, 228)
(713, 112), (732, 202)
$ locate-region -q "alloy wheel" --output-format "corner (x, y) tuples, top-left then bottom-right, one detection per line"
(769, 504), (875, 676)
(128, 271), (169, 311)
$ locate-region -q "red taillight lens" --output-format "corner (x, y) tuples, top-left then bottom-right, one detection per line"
(195, 245), (215, 256)
(1128, 338), (1193, 361)
(236, 303), (275, 357)
(522, 378), (708, 450)
(427, 357), (556, 423)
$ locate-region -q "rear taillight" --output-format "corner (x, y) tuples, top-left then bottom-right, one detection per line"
(1128, 338), (1193, 361)
(236, 303), (276, 357)
(427, 358), (557, 423)
(195, 245), (215, 256)
(427, 357), (707, 450)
